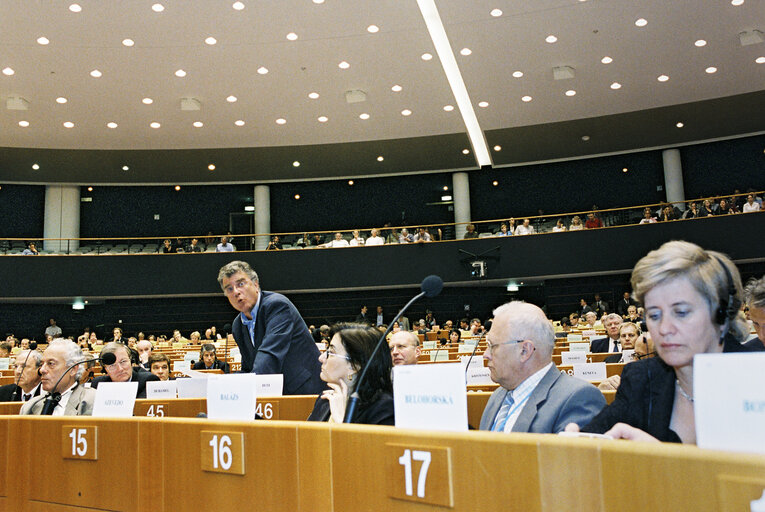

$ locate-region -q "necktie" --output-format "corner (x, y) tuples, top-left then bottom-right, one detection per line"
(491, 392), (515, 432)
(613, 341), (620, 352)
(23, 394), (31, 401)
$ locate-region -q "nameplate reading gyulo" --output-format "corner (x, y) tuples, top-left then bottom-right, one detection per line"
(561, 351), (587, 364)
(393, 363), (468, 431)
(92, 382), (139, 417)
(146, 380), (178, 399)
(206, 374), (258, 420)
(572, 363), (607, 381)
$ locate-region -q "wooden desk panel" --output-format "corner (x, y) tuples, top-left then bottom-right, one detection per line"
(466, 392), (492, 429)
(0, 417), (7, 500)
(132, 395), (316, 421)
(295, 422), (333, 512)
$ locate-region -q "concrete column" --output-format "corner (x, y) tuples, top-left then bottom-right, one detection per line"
(253, 185), (271, 251)
(662, 149), (685, 206)
(44, 185), (80, 253)
(452, 172), (471, 240)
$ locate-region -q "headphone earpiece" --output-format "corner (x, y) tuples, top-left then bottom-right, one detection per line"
(712, 255), (740, 345)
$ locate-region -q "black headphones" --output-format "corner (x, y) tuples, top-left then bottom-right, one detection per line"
(713, 255), (739, 344)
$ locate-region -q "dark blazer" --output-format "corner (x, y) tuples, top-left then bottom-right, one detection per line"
(616, 298), (636, 317)
(589, 337), (616, 353)
(583, 338), (755, 442)
(91, 368), (160, 399)
(192, 360), (231, 373)
(743, 337), (765, 351)
(579, 304), (593, 316)
(0, 383), (42, 402)
(307, 392), (395, 425)
(232, 290), (324, 395)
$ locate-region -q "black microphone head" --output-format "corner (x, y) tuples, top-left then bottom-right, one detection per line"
(100, 352), (117, 366)
(223, 323), (232, 334)
(29, 342), (38, 350)
(421, 275), (443, 298)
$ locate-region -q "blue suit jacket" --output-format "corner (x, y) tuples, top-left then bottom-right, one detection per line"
(232, 290), (324, 395)
(479, 365), (606, 433)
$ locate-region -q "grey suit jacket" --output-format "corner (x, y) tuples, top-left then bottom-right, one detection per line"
(479, 365), (606, 433)
(20, 384), (97, 416)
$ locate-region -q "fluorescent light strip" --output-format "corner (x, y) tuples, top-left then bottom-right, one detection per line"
(416, 0), (492, 167)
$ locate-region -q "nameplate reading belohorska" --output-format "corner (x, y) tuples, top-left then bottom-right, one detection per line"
(393, 363), (468, 431)
(92, 382), (138, 417)
(572, 363), (607, 381)
(386, 444), (453, 508)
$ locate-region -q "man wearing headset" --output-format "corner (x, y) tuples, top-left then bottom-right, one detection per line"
(192, 344), (230, 373)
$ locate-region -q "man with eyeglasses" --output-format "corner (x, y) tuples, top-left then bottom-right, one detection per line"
(218, 260), (324, 395)
(0, 349), (43, 402)
(91, 343), (159, 399)
(479, 301), (606, 433)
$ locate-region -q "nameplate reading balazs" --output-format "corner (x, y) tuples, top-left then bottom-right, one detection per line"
(386, 444), (453, 507)
(200, 431), (245, 475)
(206, 374), (258, 420)
(573, 362), (607, 381)
(62, 425), (98, 461)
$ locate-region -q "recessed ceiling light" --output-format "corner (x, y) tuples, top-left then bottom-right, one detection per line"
(490, 8), (502, 17)
(443, 105), (454, 111)
(150, 122), (160, 128)
(695, 39), (707, 47)
(63, 121), (74, 128)
(107, 122), (118, 129)
(493, 145), (502, 151)
(492, 181), (499, 186)
(338, 61), (350, 69)
(313, 0), (324, 3)
(601, 56), (613, 64)
(308, 92), (319, 99)
(478, 101), (489, 107)
(731, 0), (744, 5)
(635, 18), (648, 27)
(193, 121), (203, 128)
(443, 186), (448, 191)
(512, 71), (524, 78)
(460, 48), (472, 56)
(377, 156), (384, 162)
(521, 95), (532, 102)
(2, 67), (14, 75)
(175, 69), (186, 77)
(122, 39), (135, 47)
(69, 4), (82, 12)
(294, 194), (301, 200)
(226, 95), (237, 103)
(705, 66), (717, 73)
(286, 32), (298, 41)
(348, 180), (354, 186)
(565, 90), (576, 96)
(421, 53), (433, 61)
(292, 161), (300, 167)
(151, 3), (164, 12)
(276, 118), (286, 125)
(657, 74), (669, 82)
(610, 82), (622, 89)
(37, 37), (50, 45)
(317, 116), (328, 123)
(401, 109), (412, 116)
(56, 97), (67, 104)
(32, 163), (39, 170)
(359, 113), (370, 120)
(208, 164), (216, 170)
(205, 37), (217, 45)
(90, 69), (102, 78)
(622, 168), (629, 173)
(581, 135), (590, 141)
(676, 122), (684, 128)
(756, 57), (765, 64)
(234, 119), (245, 126)
(122, 165), (129, 171)
(367, 25), (379, 33)
(462, 149), (470, 155)
(232, 1), (245, 10)
(19, 120), (29, 127)
(391, 84), (402, 92)
(174, 186), (181, 191)
(142, 97), (153, 105)
(87, 186), (93, 192)
(545, 35), (557, 43)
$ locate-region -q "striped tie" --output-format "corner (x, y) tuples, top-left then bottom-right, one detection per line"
(491, 392), (515, 432)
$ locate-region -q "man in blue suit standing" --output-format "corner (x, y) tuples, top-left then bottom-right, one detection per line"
(218, 261), (324, 395)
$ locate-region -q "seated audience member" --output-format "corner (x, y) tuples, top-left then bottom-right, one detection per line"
(443, 320), (454, 330)
(743, 276), (765, 351)
(568, 313), (580, 327)
(308, 324), (394, 425)
(469, 318), (485, 336)
(514, 219), (534, 235)
(398, 228), (413, 244)
(20, 339), (96, 416)
(604, 322), (642, 364)
(385, 227), (400, 245)
(296, 233), (312, 248)
(424, 310), (437, 328)
(0, 342), (10, 358)
(413, 227), (431, 243)
(459, 318), (470, 331)
(616, 291), (636, 317)
(310, 233), (325, 246)
(552, 219), (566, 232)
(570, 241), (753, 443)
(497, 223), (511, 236)
(448, 329), (461, 343)
(625, 304), (642, 323)
(639, 207), (657, 224)
(149, 353), (172, 381)
(416, 320), (429, 334)
(507, 218), (517, 233)
(479, 302), (605, 433)
(135, 340), (153, 370)
(682, 202), (700, 219)
(89, 332), (101, 346)
(584, 212), (603, 229)
(161, 239), (174, 253)
(389, 331), (421, 366)
(698, 199), (715, 217)
(186, 238), (203, 253)
(21, 242), (39, 255)
(266, 236), (283, 250)
(583, 311), (598, 328)
(556, 317), (571, 336)
(590, 314), (623, 353)
(324, 232), (350, 248)
(91, 343), (160, 399)
(715, 198), (736, 215)
(743, 194), (761, 213)
(189, 331), (201, 344)
(659, 204), (678, 222)
(216, 236), (235, 252)
(463, 224), (478, 239)
(366, 228), (385, 246)
(593, 294), (609, 316)
(192, 344), (231, 373)
(0, 349), (43, 402)
(349, 230), (365, 247)
(569, 216), (584, 231)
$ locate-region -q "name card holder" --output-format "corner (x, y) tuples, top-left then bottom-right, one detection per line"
(568, 342), (590, 352)
(386, 444), (453, 507)
(200, 431), (245, 475)
(62, 425), (98, 461)
(573, 362), (607, 381)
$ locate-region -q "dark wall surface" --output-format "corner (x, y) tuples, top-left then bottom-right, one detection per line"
(0, 185), (45, 238)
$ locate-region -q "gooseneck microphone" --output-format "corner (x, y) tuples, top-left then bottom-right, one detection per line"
(433, 337), (448, 363)
(39, 352), (117, 415)
(464, 332), (486, 376)
(11, 342), (38, 402)
(343, 275), (443, 423)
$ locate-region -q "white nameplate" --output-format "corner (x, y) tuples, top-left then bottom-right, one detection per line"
(573, 363), (607, 381)
(621, 349), (636, 363)
(0, 358), (9, 370)
(315, 342), (327, 351)
(422, 341), (437, 350)
(146, 380), (178, 399)
(695, 353), (765, 454)
(581, 330), (597, 338)
(230, 347), (241, 359)
(457, 343), (474, 354)
(176, 377), (208, 398)
(568, 342), (590, 352)
(184, 351), (198, 362)
(465, 366), (494, 386)
(561, 351), (587, 364)
(462, 338), (479, 345)
(255, 374), (284, 396)
(206, 374), (258, 420)
(92, 382), (139, 417)
(173, 360), (191, 372)
(566, 334), (583, 342)
(393, 363), (468, 431)
(430, 349), (449, 362)
(460, 355), (483, 371)
(233, 354), (242, 363)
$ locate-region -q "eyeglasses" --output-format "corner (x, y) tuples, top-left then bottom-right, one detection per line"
(223, 279), (250, 296)
(324, 349), (351, 361)
(485, 339), (527, 353)
(105, 359), (132, 370)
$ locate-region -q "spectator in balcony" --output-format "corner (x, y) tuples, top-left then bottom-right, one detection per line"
(366, 228), (385, 246)
(349, 230), (365, 247)
(216, 236), (234, 252)
(399, 228), (414, 244)
(385, 227), (400, 245)
(21, 242), (39, 255)
(507, 218), (517, 234)
(659, 204), (678, 222)
(204, 231), (216, 246)
(639, 207), (657, 224)
(413, 227), (431, 243)
(715, 198), (737, 215)
(569, 216), (584, 231)
(743, 194), (761, 213)
(682, 202), (700, 219)
(514, 219), (534, 235)
(584, 212), (603, 229)
(161, 239), (174, 253)
(463, 224), (479, 239)
(296, 233), (311, 248)
(324, 232), (350, 248)
(311, 233), (325, 246)
(698, 199), (715, 217)
(552, 219), (566, 232)
(497, 223), (511, 236)
(266, 236), (283, 251)
(185, 238), (202, 253)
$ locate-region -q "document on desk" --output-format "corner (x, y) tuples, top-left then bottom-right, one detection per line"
(393, 363), (468, 431)
(695, 353), (765, 454)
(92, 382), (139, 417)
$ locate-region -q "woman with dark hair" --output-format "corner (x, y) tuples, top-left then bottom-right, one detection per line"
(307, 323), (394, 425)
(449, 329), (461, 344)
